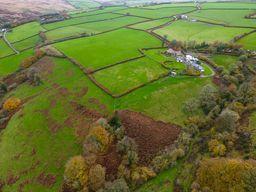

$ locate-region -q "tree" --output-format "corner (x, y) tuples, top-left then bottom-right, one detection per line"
(3, 97), (21, 111)
(216, 109), (239, 132)
(162, 34), (168, 47)
(196, 158), (256, 192)
(182, 98), (200, 115)
(103, 178), (130, 192)
(64, 156), (89, 191)
(208, 139), (226, 156)
(199, 84), (219, 114)
(117, 136), (137, 154)
(89, 164), (106, 191)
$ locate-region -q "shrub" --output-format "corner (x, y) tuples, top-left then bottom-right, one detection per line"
(116, 136), (137, 154)
(199, 84), (219, 114)
(64, 156), (89, 191)
(208, 139), (226, 157)
(103, 178), (130, 192)
(215, 109), (239, 132)
(3, 97), (21, 111)
(131, 166), (156, 185)
(86, 125), (111, 153)
(196, 158), (256, 192)
(88, 164), (106, 191)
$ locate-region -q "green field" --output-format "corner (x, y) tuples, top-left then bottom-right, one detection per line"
(130, 18), (170, 30)
(70, 6), (126, 18)
(12, 35), (42, 51)
(115, 7), (195, 19)
(202, 2), (256, 9)
(54, 28), (161, 70)
(143, 3), (195, 9)
(42, 13), (120, 30)
(93, 57), (169, 95)
(154, 20), (252, 43)
(0, 39), (14, 58)
(0, 57), (114, 192)
(209, 54), (239, 70)
(0, 49), (34, 79)
(189, 10), (256, 27)
(6, 22), (45, 43)
(45, 16), (146, 41)
(237, 32), (256, 50)
(1, 2), (256, 191)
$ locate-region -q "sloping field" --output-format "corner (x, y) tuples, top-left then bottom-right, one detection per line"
(54, 28), (161, 70)
(237, 32), (256, 50)
(143, 2), (195, 9)
(0, 39), (14, 58)
(115, 7), (195, 19)
(42, 13), (120, 30)
(130, 18), (170, 30)
(117, 77), (212, 125)
(188, 10), (256, 27)
(202, 2), (256, 9)
(92, 57), (169, 96)
(6, 22), (45, 43)
(70, 6), (126, 18)
(12, 35), (42, 51)
(0, 57), (114, 192)
(209, 54), (239, 70)
(0, 49), (34, 79)
(154, 20), (252, 43)
(45, 16), (146, 41)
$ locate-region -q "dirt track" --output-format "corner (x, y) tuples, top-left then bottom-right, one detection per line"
(118, 110), (181, 165)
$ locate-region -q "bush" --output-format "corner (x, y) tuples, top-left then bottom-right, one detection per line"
(199, 84), (219, 114)
(116, 136), (137, 154)
(131, 166), (156, 185)
(3, 97), (21, 111)
(64, 156), (89, 191)
(103, 178), (130, 192)
(215, 109), (240, 132)
(86, 125), (111, 153)
(88, 164), (106, 191)
(208, 139), (226, 157)
(196, 158), (256, 192)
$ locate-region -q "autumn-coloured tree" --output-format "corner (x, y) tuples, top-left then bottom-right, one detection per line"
(208, 139), (226, 157)
(3, 97), (21, 111)
(64, 156), (89, 191)
(196, 158), (256, 192)
(88, 164), (106, 191)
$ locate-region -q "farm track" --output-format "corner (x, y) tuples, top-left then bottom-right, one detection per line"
(3, 31), (19, 54)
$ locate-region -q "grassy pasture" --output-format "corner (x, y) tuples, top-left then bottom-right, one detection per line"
(0, 49), (34, 79)
(154, 20), (252, 43)
(45, 16), (146, 41)
(130, 18), (170, 30)
(43, 13), (119, 30)
(93, 57), (169, 95)
(117, 76), (212, 125)
(54, 28), (161, 70)
(202, 2), (256, 9)
(6, 22), (44, 43)
(237, 32), (256, 50)
(70, 6), (126, 18)
(209, 54), (239, 70)
(188, 10), (256, 27)
(0, 39), (14, 58)
(143, 3), (195, 9)
(115, 7), (195, 19)
(13, 35), (42, 51)
(0, 57), (114, 192)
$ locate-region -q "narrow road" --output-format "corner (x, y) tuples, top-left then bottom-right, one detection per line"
(3, 31), (19, 54)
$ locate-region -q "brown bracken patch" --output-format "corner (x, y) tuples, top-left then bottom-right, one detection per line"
(37, 172), (56, 187)
(96, 143), (122, 180)
(117, 110), (181, 165)
(6, 173), (20, 186)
